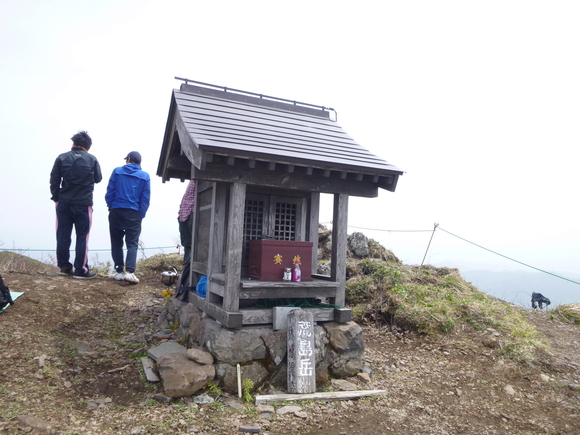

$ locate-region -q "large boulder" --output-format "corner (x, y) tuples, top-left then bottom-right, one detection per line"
(348, 232), (369, 258)
(177, 304), (203, 338)
(329, 350), (365, 377)
(324, 321), (365, 353)
(157, 353), (215, 398)
(187, 348), (214, 365)
(262, 329), (287, 366)
(202, 319), (268, 364)
(324, 322), (365, 378)
(216, 362), (269, 394)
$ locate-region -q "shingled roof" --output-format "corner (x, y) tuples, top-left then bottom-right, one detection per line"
(157, 80), (403, 196)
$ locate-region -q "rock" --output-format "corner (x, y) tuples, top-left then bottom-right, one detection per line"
(203, 320), (267, 364)
(324, 322), (365, 354)
(153, 330), (175, 340)
(187, 348), (214, 365)
(239, 426), (261, 433)
(539, 373), (551, 382)
(76, 340), (93, 354)
(223, 397), (245, 411)
(262, 329), (287, 366)
(504, 385), (516, 395)
(216, 361), (269, 395)
(147, 341), (188, 362)
(193, 394), (214, 404)
(256, 404), (275, 413)
(357, 372), (371, 383)
(157, 353), (216, 397)
(141, 356), (160, 382)
(17, 415), (52, 431)
(37, 354), (47, 368)
(152, 393), (172, 403)
(331, 379), (358, 391)
(267, 362), (289, 389)
(276, 405), (303, 415)
(177, 303), (203, 338)
(348, 232), (369, 258)
(329, 352), (365, 378)
(313, 325), (329, 363)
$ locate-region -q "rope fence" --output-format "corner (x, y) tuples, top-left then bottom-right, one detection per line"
(4, 222), (580, 287)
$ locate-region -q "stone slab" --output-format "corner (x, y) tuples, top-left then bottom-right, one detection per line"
(273, 306), (299, 330)
(147, 341), (187, 362)
(141, 357), (160, 382)
(334, 307), (353, 323)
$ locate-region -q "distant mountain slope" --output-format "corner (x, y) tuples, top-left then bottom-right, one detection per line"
(460, 269), (580, 308)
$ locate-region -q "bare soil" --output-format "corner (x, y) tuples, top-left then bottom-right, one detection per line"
(1, 271), (579, 434)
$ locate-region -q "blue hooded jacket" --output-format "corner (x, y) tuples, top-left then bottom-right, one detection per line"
(105, 163), (151, 218)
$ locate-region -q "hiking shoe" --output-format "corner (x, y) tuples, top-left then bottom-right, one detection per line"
(124, 272), (139, 284)
(113, 272), (126, 281)
(58, 267), (73, 276)
(73, 271), (97, 280)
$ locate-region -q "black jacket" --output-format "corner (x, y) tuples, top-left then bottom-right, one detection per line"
(50, 148), (102, 205)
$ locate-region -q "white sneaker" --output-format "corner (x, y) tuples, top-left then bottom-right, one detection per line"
(113, 272), (126, 281)
(124, 272), (139, 284)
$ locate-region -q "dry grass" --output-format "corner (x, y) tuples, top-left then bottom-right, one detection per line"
(345, 259), (546, 362)
(137, 253), (184, 273)
(550, 303), (580, 325)
(0, 251), (57, 274)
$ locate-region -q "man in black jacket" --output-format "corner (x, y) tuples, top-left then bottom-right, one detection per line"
(50, 131), (102, 279)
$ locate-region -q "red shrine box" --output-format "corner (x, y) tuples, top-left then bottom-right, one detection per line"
(248, 240), (313, 281)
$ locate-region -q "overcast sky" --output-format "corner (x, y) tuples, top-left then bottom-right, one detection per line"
(1, 0), (579, 280)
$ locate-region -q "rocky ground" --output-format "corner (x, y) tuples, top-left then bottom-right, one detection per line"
(0, 270), (579, 434)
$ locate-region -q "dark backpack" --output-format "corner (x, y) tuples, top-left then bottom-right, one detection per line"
(0, 274), (14, 310)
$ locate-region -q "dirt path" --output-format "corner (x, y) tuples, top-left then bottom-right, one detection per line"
(1, 272), (579, 434)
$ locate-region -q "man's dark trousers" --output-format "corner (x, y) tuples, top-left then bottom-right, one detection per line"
(178, 213), (193, 265)
(55, 203), (93, 273)
(109, 208), (142, 274)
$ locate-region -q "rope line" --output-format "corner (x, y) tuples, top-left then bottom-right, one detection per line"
(3, 224), (579, 287)
(349, 226), (432, 233)
(329, 221), (580, 288)
(0, 246), (177, 253)
(436, 226), (580, 287)
(321, 222), (433, 233)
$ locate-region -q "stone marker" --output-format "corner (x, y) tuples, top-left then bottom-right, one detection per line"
(287, 309), (315, 393)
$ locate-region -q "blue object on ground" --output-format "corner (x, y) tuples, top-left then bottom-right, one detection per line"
(196, 275), (207, 298)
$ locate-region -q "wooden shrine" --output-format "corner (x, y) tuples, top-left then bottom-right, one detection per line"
(157, 79), (403, 328)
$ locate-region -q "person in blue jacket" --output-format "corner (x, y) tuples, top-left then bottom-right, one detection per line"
(105, 151), (150, 284)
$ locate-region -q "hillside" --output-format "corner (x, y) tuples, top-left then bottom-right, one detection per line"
(461, 269), (580, 308)
(0, 236), (579, 434)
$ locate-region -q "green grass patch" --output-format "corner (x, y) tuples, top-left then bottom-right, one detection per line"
(346, 262), (546, 362)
